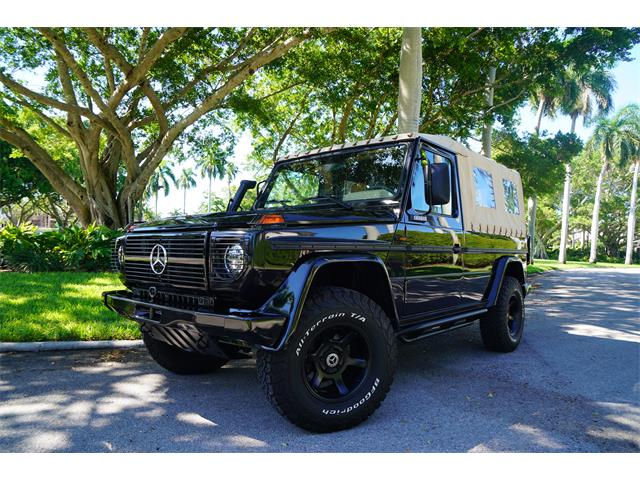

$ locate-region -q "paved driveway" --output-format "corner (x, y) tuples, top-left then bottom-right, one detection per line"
(1, 268), (638, 452)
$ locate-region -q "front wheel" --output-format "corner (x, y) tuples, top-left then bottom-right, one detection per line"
(480, 276), (525, 352)
(257, 287), (397, 432)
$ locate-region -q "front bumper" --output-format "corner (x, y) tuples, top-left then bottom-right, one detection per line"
(103, 290), (287, 349)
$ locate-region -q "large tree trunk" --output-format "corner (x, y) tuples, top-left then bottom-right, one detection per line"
(558, 162), (572, 264)
(397, 27), (422, 134)
(534, 95), (545, 135)
(481, 66), (497, 158)
(558, 111), (580, 264)
(570, 112), (579, 135)
(625, 159), (639, 264)
(589, 157), (609, 263)
(183, 188), (187, 215)
(528, 196), (537, 264)
(208, 173), (212, 212)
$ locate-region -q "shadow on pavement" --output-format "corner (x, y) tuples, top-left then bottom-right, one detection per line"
(0, 268), (638, 452)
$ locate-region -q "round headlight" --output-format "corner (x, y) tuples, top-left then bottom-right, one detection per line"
(224, 244), (245, 276)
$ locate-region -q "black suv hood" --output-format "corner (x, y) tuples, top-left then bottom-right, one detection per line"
(129, 205), (400, 232)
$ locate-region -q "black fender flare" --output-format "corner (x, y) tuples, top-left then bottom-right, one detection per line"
(256, 253), (398, 351)
(484, 256), (528, 307)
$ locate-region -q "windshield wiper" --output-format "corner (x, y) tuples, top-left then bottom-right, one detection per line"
(303, 195), (354, 210)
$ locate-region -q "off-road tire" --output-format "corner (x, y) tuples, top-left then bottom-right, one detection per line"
(480, 276), (525, 352)
(257, 287), (397, 432)
(143, 332), (228, 375)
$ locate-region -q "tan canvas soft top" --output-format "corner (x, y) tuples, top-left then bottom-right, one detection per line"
(421, 134), (526, 238)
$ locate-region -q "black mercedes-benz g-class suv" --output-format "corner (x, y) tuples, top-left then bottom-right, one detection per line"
(104, 132), (530, 432)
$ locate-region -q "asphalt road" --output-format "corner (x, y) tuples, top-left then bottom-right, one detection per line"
(1, 268), (638, 452)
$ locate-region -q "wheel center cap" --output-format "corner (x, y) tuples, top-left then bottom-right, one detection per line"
(325, 352), (340, 368)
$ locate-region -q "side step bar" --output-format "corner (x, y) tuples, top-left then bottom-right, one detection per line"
(397, 308), (487, 343)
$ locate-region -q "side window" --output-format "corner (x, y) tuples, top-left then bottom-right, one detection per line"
(409, 149), (454, 216)
(473, 167), (496, 208)
(503, 179), (520, 214)
(409, 152), (429, 214)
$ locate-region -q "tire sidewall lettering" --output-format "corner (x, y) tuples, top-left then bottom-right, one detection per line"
(321, 377), (380, 416)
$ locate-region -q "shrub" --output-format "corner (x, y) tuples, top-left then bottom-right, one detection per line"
(546, 246), (639, 264)
(0, 224), (121, 272)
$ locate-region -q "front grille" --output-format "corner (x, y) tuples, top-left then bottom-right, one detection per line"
(111, 238), (120, 272)
(210, 233), (250, 283)
(123, 232), (207, 289)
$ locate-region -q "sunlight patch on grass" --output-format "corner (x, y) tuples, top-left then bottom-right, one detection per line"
(0, 272), (140, 342)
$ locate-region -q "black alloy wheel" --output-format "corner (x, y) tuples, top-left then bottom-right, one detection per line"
(303, 326), (370, 400)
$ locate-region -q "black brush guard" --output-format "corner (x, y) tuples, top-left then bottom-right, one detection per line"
(103, 290), (287, 350)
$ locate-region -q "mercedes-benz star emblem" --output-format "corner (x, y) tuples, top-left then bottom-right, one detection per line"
(149, 244), (167, 275)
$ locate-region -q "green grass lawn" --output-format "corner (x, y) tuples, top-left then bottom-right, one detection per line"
(527, 258), (638, 274)
(0, 271), (140, 342)
(0, 261), (636, 342)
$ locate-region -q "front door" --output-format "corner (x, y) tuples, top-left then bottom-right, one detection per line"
(400, 146), (464, 322)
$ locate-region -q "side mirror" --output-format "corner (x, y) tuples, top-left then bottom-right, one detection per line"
(227, 179), (257, 212)
(426, 163), (450, 206)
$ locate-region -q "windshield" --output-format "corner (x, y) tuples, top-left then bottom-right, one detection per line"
(256, 144), (409, 210)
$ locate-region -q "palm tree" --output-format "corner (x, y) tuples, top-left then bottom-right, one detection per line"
(586, 115), (624, 263)
(561, 67), (616, 134)
(557, 67), (616, 263)
(148, 160), (177, 218)
(530, 84), (563, 136)
(196, 153), (224, 213)
(225, 161), (239, 198)
(177, 168), (197, 215)
(616, 104), (640, 264)
(528, 84), (562, 262)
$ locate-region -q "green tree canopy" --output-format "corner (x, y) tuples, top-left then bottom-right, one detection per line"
(0, 27), (332, 227)
(237, 27), (639, 168)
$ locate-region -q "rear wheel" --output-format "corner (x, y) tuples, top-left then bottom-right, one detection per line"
(257, 287), (397, 432)
(480, 276), (525, 352)
(143, 332), (229, 375)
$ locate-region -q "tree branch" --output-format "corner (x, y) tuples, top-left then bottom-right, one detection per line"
(6, 96), (72, 139)
(0, 120), (86, 206)
(0, 70), (110, 131)
(366, 93), (388, 138)
(126, 27), (187, 91)
(125, 28), (329, 201)
(381, 111), (398, 136)
(40, 28), (140, 174)
(145, 27), (258, 116)
(272, 99), (306, 163)
(39, 28), (111, 114)
(138, 27), (150, 62)
(83, 27), (169, 133)
(485, 89), (527, 114)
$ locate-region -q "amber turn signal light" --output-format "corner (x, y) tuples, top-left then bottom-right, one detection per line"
(258, 214), (285, 224)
